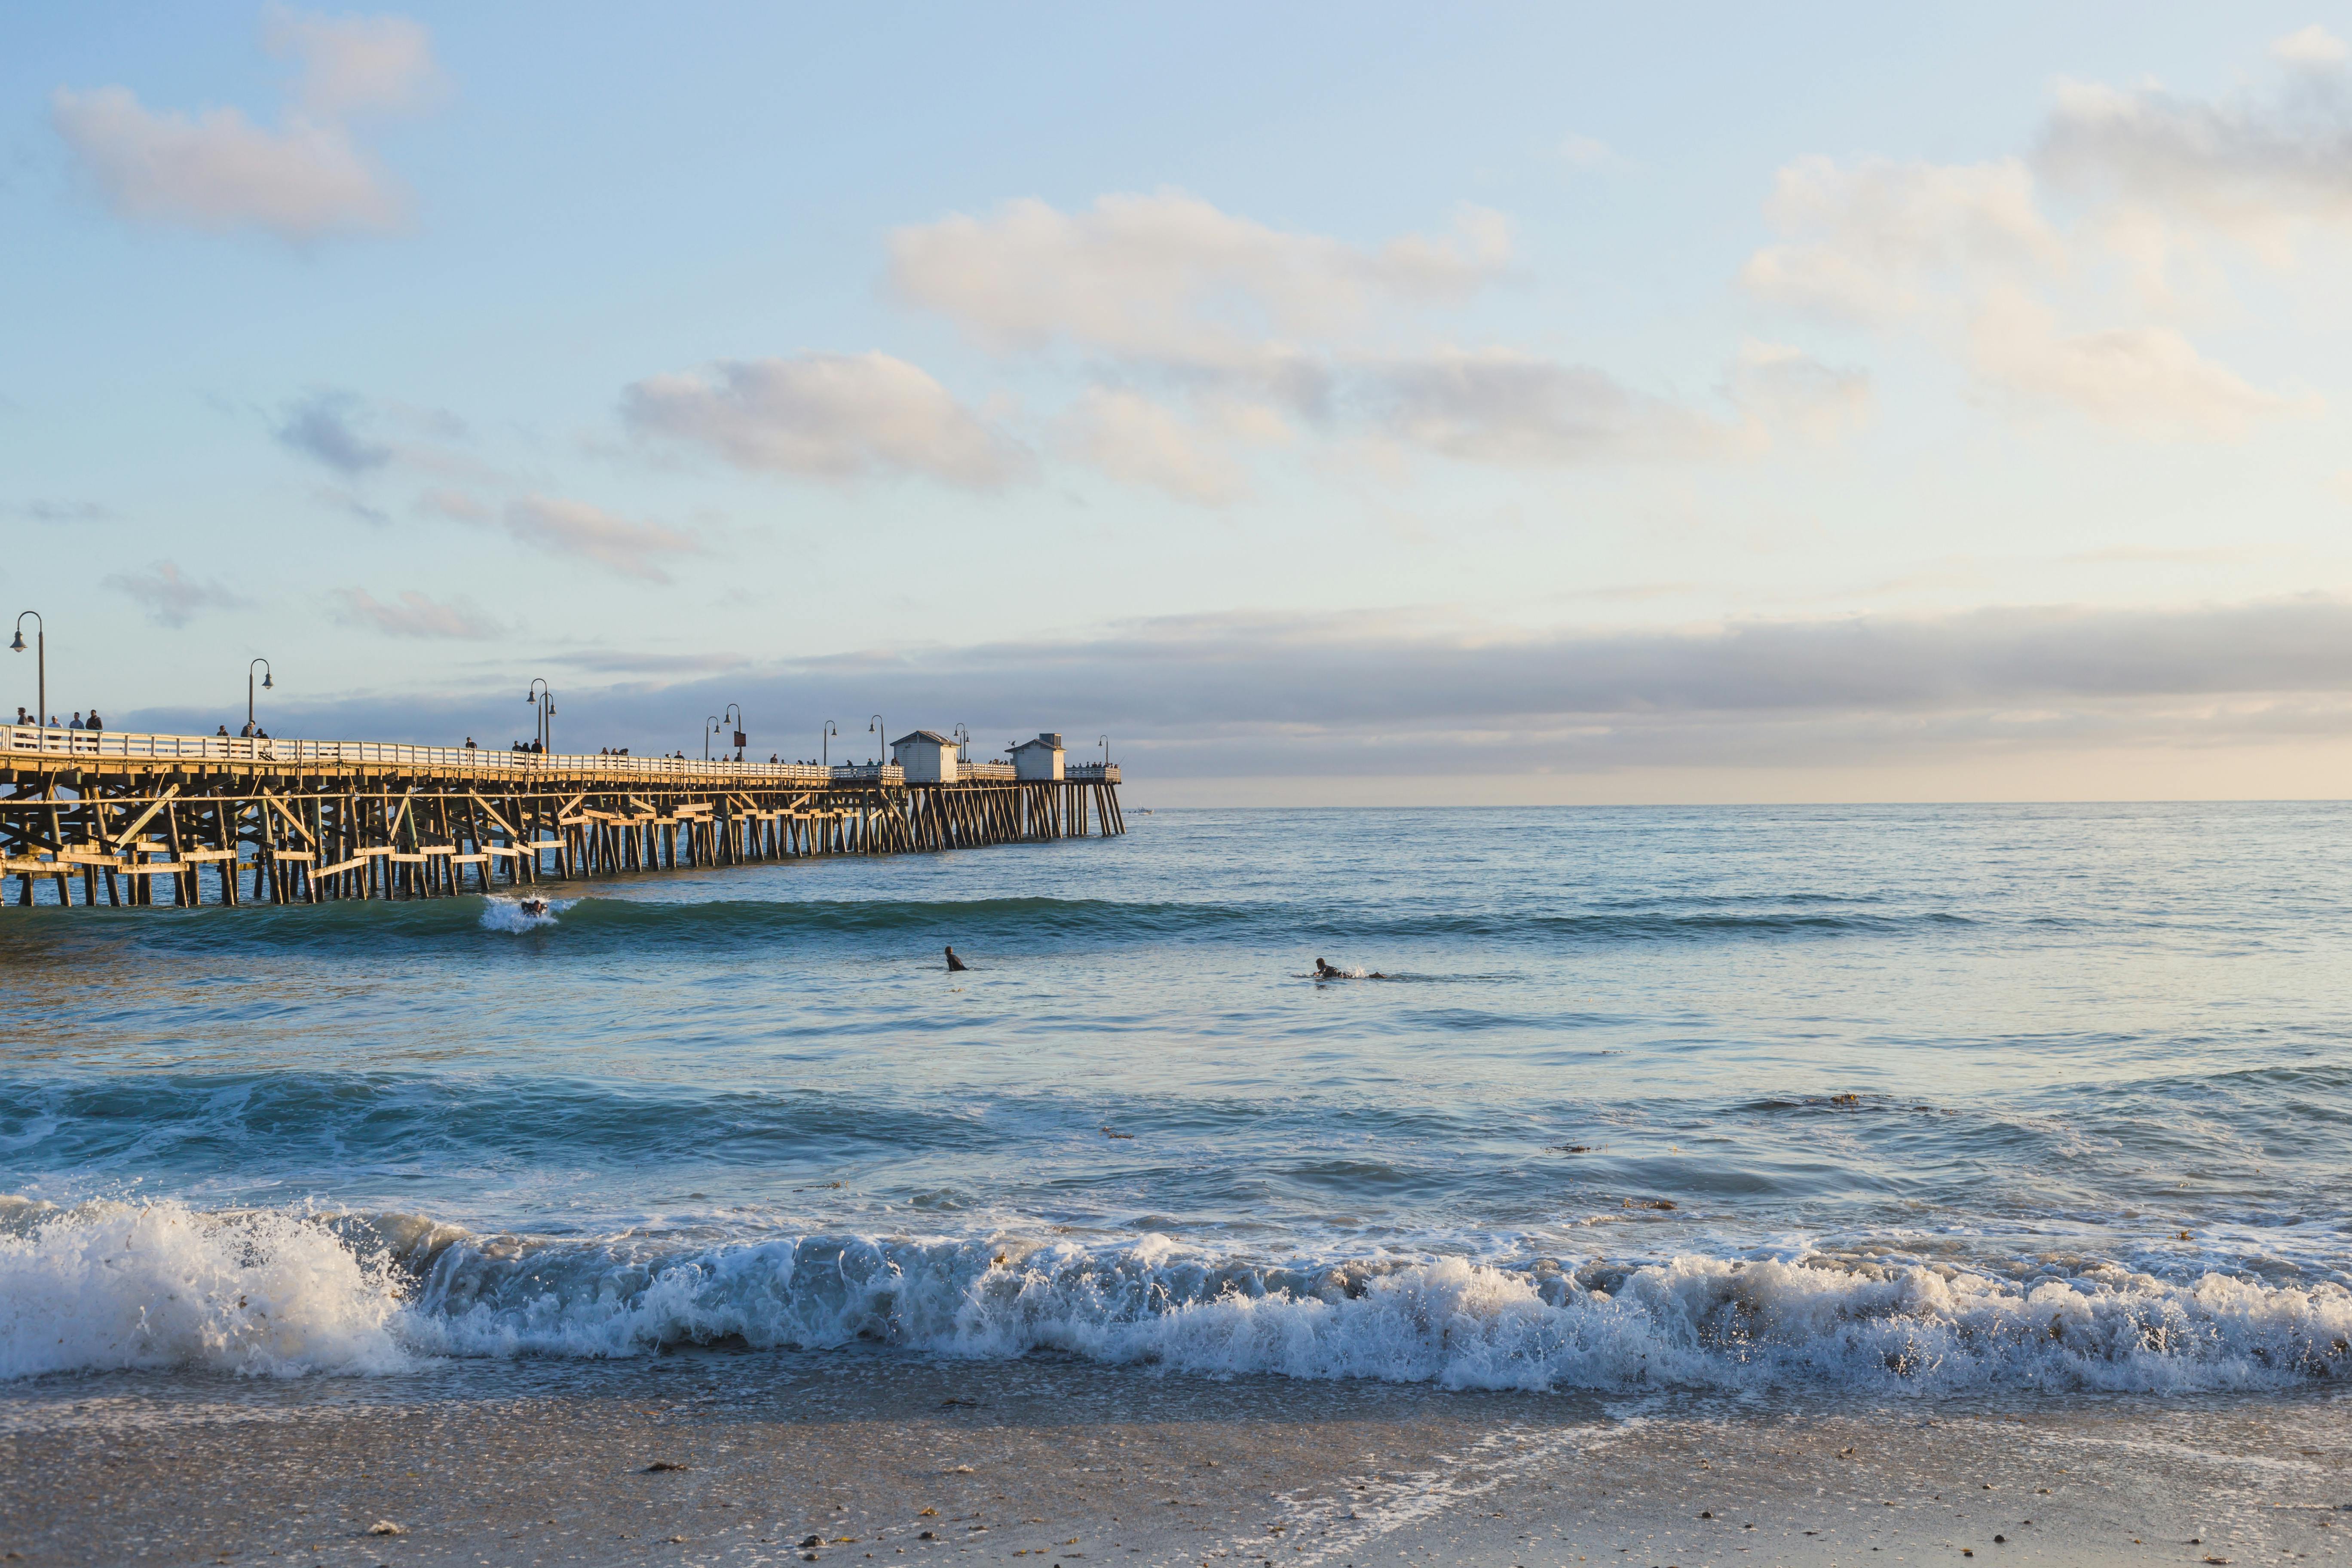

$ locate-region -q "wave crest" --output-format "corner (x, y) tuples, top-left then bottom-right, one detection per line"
(9, 1203), (2348, 1393)
(0, 1200), (411, 1379)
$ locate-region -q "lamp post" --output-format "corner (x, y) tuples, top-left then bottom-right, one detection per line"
(248, 658), (273, 734)
(953, 723), (970, 763)
(868, 713), (885, 766)
(1099, 734), (1109, 770)
(821, 720), (837, 767)
(723, 702), (745, 762)
(704, 714), (722, 763)
(9, 612), (41, 730)
(525, 679), (554, 753)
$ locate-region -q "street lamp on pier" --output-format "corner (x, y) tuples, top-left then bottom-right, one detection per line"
(953, 724), (970, 763)
(525, 680), (554, 753)
(868, 713), (885, 766)
(704, 714), (723, 763)
(9, 612), (43, 730)
(724, 702), (745, 761)
(248, 658), (274, 735)
(821, 720), (837, 767)
(1099, 734), (1109, 770)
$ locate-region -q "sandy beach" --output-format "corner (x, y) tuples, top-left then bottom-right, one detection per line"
(5, 1351), (2346, 1568)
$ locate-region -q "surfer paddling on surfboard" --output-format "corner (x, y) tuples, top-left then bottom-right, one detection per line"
(1315, 957), (1388, 980)
(945, 945), (970, 972)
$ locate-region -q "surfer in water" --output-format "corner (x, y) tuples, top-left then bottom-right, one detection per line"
(1314, 957), (1388, 980)
(518, 898), (548, 918)
(945, 945), (970, 972)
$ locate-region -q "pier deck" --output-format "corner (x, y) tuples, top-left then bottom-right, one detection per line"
(1, 726), (1123, 907)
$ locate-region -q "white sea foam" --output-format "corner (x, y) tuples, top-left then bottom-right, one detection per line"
(478, 897), (567, 933)
(0, 1200), (411, 1379)
(7, 1203), (2349, 1391)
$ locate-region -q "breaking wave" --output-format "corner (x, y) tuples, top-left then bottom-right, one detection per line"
(0, 1197), (410, 1379)
(478, 896), (568, 933)
(6, 1197), (2348, 1393)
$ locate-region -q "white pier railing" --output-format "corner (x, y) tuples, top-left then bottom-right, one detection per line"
(5, 726), (1118, 785)
(1, 725), (908, 785)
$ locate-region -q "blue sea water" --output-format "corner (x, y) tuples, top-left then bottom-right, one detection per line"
(3, 802), (2350, 1393)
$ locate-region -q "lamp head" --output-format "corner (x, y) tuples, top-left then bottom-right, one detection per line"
(262, 671), (273, 689)
(7, 630), (21, 653)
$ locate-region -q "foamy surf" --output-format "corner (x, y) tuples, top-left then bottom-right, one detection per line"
(6, 1200), (2348, 1393)
(479, 897), (569, 933)
(0, 1199), (412, 1379)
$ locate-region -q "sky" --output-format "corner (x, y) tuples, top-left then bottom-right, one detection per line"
(6, 2), (2352, 803)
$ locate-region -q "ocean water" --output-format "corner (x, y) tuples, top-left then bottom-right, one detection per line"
(4, 803), (2350, 1397)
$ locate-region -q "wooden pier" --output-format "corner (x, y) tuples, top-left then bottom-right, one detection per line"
(0, 727), (1124, 908)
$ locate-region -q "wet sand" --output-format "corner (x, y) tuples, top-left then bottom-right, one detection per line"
(3, 1351), (2347, 1568)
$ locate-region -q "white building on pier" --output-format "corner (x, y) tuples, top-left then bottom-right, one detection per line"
(889, 730), (959, 783)
(1008, 732), (1065, 781)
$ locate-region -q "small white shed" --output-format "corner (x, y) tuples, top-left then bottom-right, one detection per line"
(1008, 732), (1065, 781)
(891, 730), (958, 783)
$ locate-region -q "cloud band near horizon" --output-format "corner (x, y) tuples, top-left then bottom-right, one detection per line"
(113, 596), (2352, 784)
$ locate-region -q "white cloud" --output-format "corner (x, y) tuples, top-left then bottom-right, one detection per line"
(52, 88), (404, 237)
(2271, 24), (2349, 67)
(609, 190), (1846, 498)
(1057, 388), (1252, 504)
(1366, 349), (1734, 466)
(1742, 50), (2329, 439)
(621, 352), (1027, 489)
(331, 587), (498, 639)
(264, 7), (443, 116)
(102, 561), (249, 627)
(1966, 288), (2302, 437)
(881, 189), (1800, 487)
(888, 190), (1511, 368)
(502, 496), (702, 582)
(2035, 71), (2352, 251)
(51, 9), (438, 240)
(1740, 156), (2064, 325)
(1737, 242), (1923, 326)
(1727, 341), (1874, 443)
